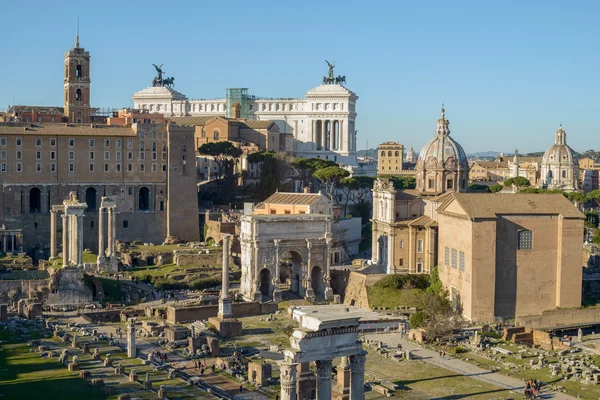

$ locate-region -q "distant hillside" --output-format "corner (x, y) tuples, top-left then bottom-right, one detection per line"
(467, 151), (502, 158)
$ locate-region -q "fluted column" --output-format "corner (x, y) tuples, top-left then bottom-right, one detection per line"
(77, 214), (84, 266)
(50, 210), (57, 259)
(273, 239), (282, 302)
(218, 234), (233, 319)
(98, 207), (105, 258)
(349, 353), (366, 400)
(62, 214), (69, 267)
(387, 234), (395, 274)
(279, 362), (298, 400)
(107, 207), (113, 257)
(316, 359), (333, 400)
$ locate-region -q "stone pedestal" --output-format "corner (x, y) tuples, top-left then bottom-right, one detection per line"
(82, 343), (89, 354)
(218, 297), (232, 320)
(305, 287), (316, 302)
(127, 318), (136, 358)
(144, 372), (152, 389)
(324, 286), (334, 302)
(68, 362), (80, 372)
(114, 365), (125, 375)
(208, 317), (242, 338)
(333, 357), (351, 400)
(273, 289), (283, 303)
(158, 385), (167, 399)
(129, 369), (137, 382)
(279, 362), (298, 400)
(316, 359), (333, 400)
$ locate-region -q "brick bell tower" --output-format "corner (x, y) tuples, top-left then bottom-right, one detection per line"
(64, 30), (91, 124)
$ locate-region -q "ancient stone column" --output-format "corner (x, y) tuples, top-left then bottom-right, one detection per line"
(62, 214), (69, 267)
(98, 207), (105, 258)
(110, 206), (117, 256)
(297, 362), (316, 400)
(387, 234), (394, 274)
(273, 239), (282, 303)
(335, 357), (351, 400)
(305, 240), (315, 301)
(349, 352), (366, 400)
(107, 207), (113, 257)
(316, 359), (333, 400)
(50, 210), (57, 259)
(324, 239), (333, 301)
(77, 214), (84, 266)
(279, 361), (298, 400)
(218, 234), (233, 319)
(127, 318), (136, 358)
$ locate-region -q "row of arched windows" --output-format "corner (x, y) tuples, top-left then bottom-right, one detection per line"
(381, 150), (400, 157)
(27, 187), (151, 213)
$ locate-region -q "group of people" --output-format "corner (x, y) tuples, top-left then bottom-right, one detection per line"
(525, 378), (542, 398)
(151, 350), (169, 364)
(193, 360), (215, 375)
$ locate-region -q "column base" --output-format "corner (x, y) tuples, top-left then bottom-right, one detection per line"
(324, 287), (334, 301)
(305, 288), (316, 302)
(273, 289), (283, 303)
(218, 297), (233, 320)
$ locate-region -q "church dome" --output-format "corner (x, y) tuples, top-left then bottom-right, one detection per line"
(540, 125), (578, 191)
(415, 107), (469, 194)
(417, 107), (468, 169)
(541, 125), (577, 167)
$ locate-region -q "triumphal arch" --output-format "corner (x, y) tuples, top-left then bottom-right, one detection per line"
(239, 214), (334, 302)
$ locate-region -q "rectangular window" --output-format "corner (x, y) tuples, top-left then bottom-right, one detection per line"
(16, 150), (22, 160)
(140, 152), (145, 160)
(104, 139), (110, 147)
(123, 220), (129, 228)
(68, 138), (74, 147)
(16, 137), (22, 146)
(69, 151), (74, 160)
(69, 163), (74, 172)
(451, 248), (457, 269)
(50, 163), (56, 172)
(127, 140), (133, 148)
(89, 163), (94, 172)
(140, 141), (144, 150)
(140, 164), (145, 172)
(127, 151), (133, 160)
(162, 152), (167, 160)
(35, 138), (42, 146)
(140, 131), (145, 139)
(162, 131), (166, 139)
(116, 163), (121, 172)
(152, 152), (157, 160)
(104, 164), (109, 172)
(0, 150), (5, 160)
(127, 163), (133, 172)
(116, 139), (121, 147)
(104, 151), (109, 160)
(399, 258), (404, 266)
(162, 142), (166, 151)
(284, 210), (291, 214)
(128, 187), (133, 195)
(447, 179), (453, 189)
(162, 164), (166, 172)
(445, 246), (450, 266)
(89, 139), (95, 147)
(16, 163), (22, 172)
(1, 163), (6, 172)
(36, 151), (41, 160)
(428, 178), (434, 189)
(36, 163), (41, 172)
(459, 251), (465, 272)
(152, 163), (157, 172)
(152, 142), (156, 151)
(518, 230), (533, 250)
(417, 239), (423, 253)
(0, 137), (5, 146)
(116, 151), (121, 161)
(89, 151), (94, 160)
(50, 138), (56, 147)
(50, 151), (56, 160)
(270, 210), (276, 214)
(152, 131), (157, 139)
(159, 201), (164, 211)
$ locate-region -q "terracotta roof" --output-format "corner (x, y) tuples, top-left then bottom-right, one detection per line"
(239, 120), (275, 130)
(0, 123), (135, 136)
(471, 161), (508, 169)
(440, 193), (584, 219)
(263, 192), (327, 206)
(395, 189), (422, 200)
(169, 116), (217, 126)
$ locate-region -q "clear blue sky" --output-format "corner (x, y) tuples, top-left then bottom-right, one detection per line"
(1, 0), (598, 154)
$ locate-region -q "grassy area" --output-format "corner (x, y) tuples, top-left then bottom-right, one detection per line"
(130, 263), (183, 279)
(98, 277), (125, 303)
(0, 330), (105, 400)
(130, 244), (196, 253)
(366, 286), (424, 309)
(49, 251), (97, 267)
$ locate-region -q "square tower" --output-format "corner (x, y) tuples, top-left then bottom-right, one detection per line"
(64, 35), (91, 124)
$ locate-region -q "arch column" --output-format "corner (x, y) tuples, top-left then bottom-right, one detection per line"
(273, 239), (282, 303)
(316, 359), (333, 400)
(305, 240), (315, 301)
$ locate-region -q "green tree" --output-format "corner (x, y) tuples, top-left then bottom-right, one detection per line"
(503, 176), (530, 187)
(338, 176), (375, 216)
(490, 184), (503, 193)
(379, 175), (416, 189)
(468, 183), (492, 193)
(198, 142), (243, 204)
(313, 166), (350, 203)
(246, 151), (291, 201)
(426, 266), (445, 296)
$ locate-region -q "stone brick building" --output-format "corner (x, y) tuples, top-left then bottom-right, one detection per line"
(377, 141), (404, 175)
(437, 193), (584, 322)
(0, 38), (199, 257)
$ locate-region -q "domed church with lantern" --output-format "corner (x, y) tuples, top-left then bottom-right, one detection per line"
(540, 124), (579, 192)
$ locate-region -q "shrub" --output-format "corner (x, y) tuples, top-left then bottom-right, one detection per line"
(481, 331), (501, 339)
(451, 346), (468, 355)
(375, 274), (430, 290)
(409, 310), (427, 328)
(189, 277), (220, 291)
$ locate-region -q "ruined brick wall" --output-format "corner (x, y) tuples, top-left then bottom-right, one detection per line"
(174, 252), (221, 267)
(342, 271), (371, 309)
(167, 301), (269, 323)
(515, 306), (600, 329)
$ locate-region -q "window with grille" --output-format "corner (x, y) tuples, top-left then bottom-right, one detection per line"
(459, 251), (465, 271)
(445, 246), (450, 266)
(518, 230), (533, 250)
(451, 248), (457, 269)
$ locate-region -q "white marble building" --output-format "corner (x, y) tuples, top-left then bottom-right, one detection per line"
(132, 72), (359, 166)
(540, 125), (578, 192)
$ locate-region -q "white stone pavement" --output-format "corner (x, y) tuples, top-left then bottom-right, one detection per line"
(364, 333), (578, 400)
